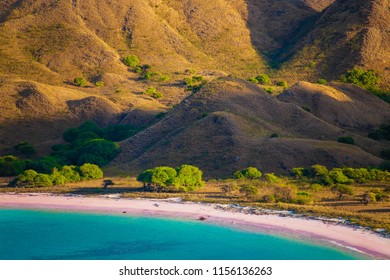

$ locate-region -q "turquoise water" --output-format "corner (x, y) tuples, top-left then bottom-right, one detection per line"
(0, 209), (365, 260)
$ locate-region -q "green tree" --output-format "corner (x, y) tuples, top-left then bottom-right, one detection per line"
(234, 167), (262, 180)
(76, 139), (120, 166)
(329, 168), (350, 184)
(14, 142), (35, 157)
(79, 163), (103, 179)
(341, 68), (380, 91)
(60, 165), (81, 183)
(34, 173), (53, 187)
(174, 165), (204, 191)
(14, 169), (38, 187)
(0, 156), (26, 176)
(123, 55), (140, 68)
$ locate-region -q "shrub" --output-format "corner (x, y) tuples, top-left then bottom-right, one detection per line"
(291, 167), (305, 179)
(144, 87), (163, 99)
(329, 168), (350, 184)
(95, 81), (104, 87)
(14, 142), (35, 156)
(311, 164), (333, 185)
(34, 173), (53, 187)
(28, 156), (61, 174)
(184, 76), (206, 93)
(248, 77), (259, 84)
(76, 139), (120, 166)
(14, 169), (38, 187)
(255, 74), (271, 85)
(79, 163), (103, 179)
(265, 173), (280, 183)
(270, 133), (279, 138)
(337, 136), (355, 145)
(276, 80), (288, 88)
(234, 167), (262, 180)
(272, 185), (297, 202)
(123, 55), (140, 68)
(302, 105), (311, 112)
(0, 156), (26, 176)
(60, 165), (81, 183)
(316, 79), (327, 85)
(50, 170), (67, 185)
(264, 88), (273, 95)
(74, 77), (87, 87)
(310, 184), (323, 192)
(263, 194), (276, 203)
(294, 194), (314, 205)
(341, 68), (380, 91)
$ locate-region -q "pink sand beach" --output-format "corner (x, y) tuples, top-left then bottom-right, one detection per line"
(0, 193), (389, 259)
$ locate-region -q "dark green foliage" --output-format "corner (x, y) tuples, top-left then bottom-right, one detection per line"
(316, 79), (327, 85)
(337, 136), (355, 145)
(341, 68), (380, 91)
(276, 80), (288, 88)
(381, 149), (390, 160)
(248, 77), (259, 84)
(74, 77), (87, 87)
(302, 106), (311, 112)
(123, 55), (140, 68)
(76, 139), (120, 166)
(27, 156), (61, 174)
(233, 167), (262, 180)
(239, 185), (258, 197)
(368, 124), (390, 141)
(270, 133), (279, 138)
(137, 165), (204, 192)
(255, 74), (271, 85)
(264, 88), (273, 95)
(79, 163), (104, 179)
(14, 142), (35, 157)
(0, 156), (26, 176)
(370, 89), (390, 104)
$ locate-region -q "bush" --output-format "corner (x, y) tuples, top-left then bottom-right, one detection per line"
(74, 77), (87, 87)
(79, 163), (103, 179)
(234, 167), (262, 180)
(60, 165), (81, 183)
(248, 77), (259, 84)
(329, 168), (350, 184)
(263, 194), (276, 203)
(144, 87), (163, 99)
(265, 173), (280, 183)
(294, 194), (314, 205)
(14, 169), (38, 187)
(337, 136), (355, 145)
(276, 81), (288, 88)
(264, 88), (273, 95)
(0, 156), (26, 176)
(291, 167), (305, 179)
(123, 55), (140, 68)
(255, 74), (271, 85)
(184, 76), (206, 93)
(95, 81), (104, 87)
(310, 184), (323, 192)
(341, 68), (380, 91)
(272, 185), (297, 202)
(14, 142), (35, 157)
(50, 170), (67, 185)
(34, 173), (53, 187)
(311, 164), (333, 185)
(76, 139), (120, 166)
(270, 133), (279, 138)
(316, 79), (327, 85)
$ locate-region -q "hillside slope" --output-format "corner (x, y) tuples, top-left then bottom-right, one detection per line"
(111, 78), (386, 177)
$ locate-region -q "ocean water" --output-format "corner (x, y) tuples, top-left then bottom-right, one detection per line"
(0, 209), (365, 260)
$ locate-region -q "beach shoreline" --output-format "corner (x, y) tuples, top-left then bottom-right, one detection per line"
(0, 193), (389, 259)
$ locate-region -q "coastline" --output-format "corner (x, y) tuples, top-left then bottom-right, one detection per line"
(0, 193), (389, 259)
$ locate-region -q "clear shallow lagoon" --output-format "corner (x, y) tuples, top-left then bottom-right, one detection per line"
(0, 209), (365, 260)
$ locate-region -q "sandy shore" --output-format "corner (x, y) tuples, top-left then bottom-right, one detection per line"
(0, 193), (389, 259)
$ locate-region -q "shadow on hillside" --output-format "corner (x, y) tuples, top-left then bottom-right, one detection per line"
(245, 0), (319, 67)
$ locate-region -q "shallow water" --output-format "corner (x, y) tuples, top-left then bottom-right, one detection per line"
(0, 209), (366, 260)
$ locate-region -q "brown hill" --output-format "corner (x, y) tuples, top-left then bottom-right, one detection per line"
(280, 0), (390, 88)
(277, 81), (390, 132)
(111, 78), (384, 178)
